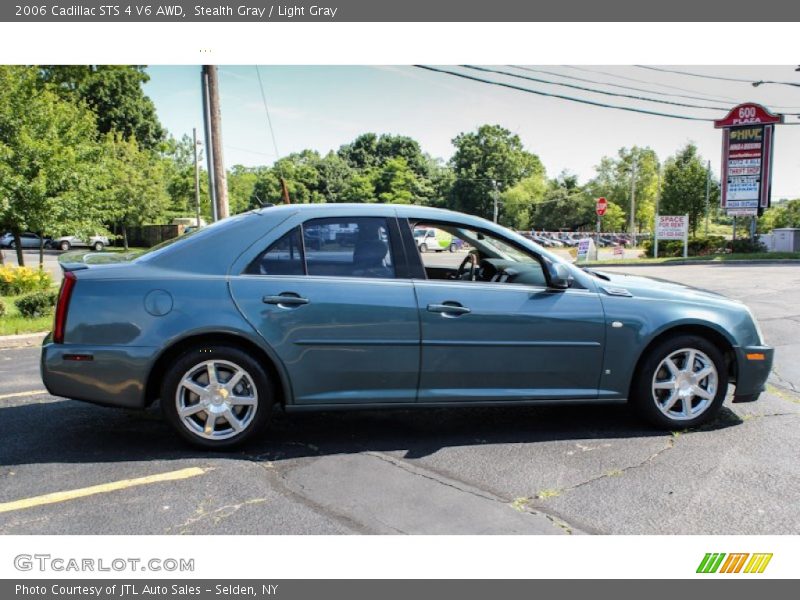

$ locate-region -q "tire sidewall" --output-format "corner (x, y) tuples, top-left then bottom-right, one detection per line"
(161, 345), (273, 449)
(632, 334), (728, 429)
(60, 241), (70, 251)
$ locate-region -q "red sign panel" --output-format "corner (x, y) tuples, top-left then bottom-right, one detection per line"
(714, 103), (783, 129)
(595, 197), (607, 216)
(716, 104), (780, 215)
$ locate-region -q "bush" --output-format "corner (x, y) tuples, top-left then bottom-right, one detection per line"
(642, 236), (726, 258)
(0, 266), (53, 295)
(15, 291), (58, 318)
(0, 299), (5, 318)
(727, 238), (766, 254)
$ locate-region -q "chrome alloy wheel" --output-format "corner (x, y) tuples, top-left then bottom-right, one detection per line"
(175, 359), (258, 440)
(651, 348), (719, 421)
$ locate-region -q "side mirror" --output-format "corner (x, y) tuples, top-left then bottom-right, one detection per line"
(546, 261), (573, 290)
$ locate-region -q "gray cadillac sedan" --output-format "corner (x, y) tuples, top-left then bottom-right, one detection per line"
(41, 204), (773, 448)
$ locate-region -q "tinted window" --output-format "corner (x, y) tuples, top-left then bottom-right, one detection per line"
(304, 217), (395, 279)
(246, 226), (305, 275)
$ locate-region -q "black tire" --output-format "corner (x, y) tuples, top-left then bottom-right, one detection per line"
(92, 241), (104, 251)
(449, 243), (456, 253)
(9, 242), (16, 250)
(59, 241), (71, 251)
(631, 334), (728, 429)
(160, 344), (273, 449)
(419, 243), (428, 253)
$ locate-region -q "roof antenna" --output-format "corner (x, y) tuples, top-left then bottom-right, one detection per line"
(253, 194), (274, 208)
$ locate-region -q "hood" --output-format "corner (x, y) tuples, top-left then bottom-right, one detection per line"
(586, 269), (742, 308)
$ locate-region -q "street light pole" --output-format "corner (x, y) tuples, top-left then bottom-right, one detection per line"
(193, 127), (202, 228)
(629, 155), (637, 236)
(492, 179), (500, 223)
(704, 160), (711, 237)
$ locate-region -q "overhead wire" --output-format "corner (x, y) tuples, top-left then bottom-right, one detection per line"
(508, 65), (738, 106)
(636, 65), (800, 88)
(464, 65), (735, 112)
(415, 65), (717, 122)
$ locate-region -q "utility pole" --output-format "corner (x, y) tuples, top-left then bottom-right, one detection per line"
(204, 65), (229, 220)
(492, 180), (500, 223)
(654, 166), (661, 259)
(193, 127), (202, 228)
(201, 67), (217, 222)
(629, 155), (637, 236)
(704, 160), (711, 237)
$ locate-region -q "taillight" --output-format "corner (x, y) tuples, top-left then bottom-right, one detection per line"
(53, 271), (76, 344)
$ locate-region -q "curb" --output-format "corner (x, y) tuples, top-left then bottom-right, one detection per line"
(0, 331), (48, 349)
(582, 259), (800, 268)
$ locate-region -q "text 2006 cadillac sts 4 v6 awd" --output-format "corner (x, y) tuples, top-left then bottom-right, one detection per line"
(41, 204), (773, 448)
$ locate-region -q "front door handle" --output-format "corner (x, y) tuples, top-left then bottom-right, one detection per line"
(263, 294), (310, 307)
(427, 302), (471, 317)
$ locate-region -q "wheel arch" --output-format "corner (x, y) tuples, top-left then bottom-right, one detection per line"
(628, 323), (738, 399)
(144, 331), (292, 408)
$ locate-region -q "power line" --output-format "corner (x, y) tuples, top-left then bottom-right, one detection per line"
(509, 65), (736, 106)
(254, 66), (283, 162)
(562, 65), (739, 102)
(415, 65), (716, 122)
(464, 65), (734, 112)
(636, 65), (800, 89)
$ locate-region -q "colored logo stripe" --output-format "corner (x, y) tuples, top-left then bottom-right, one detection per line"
(697, 553), (772, 574)
(744, 553), (773, 574)
(697, 553), (726, 573)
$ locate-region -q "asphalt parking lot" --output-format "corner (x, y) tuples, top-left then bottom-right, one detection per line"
(1, 263), (799, 535)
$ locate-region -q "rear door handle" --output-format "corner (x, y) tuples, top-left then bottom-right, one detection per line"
(263, 294), (310, 307)
(427, 302), (471, 316)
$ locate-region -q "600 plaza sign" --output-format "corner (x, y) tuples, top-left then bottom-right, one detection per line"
(715, 103), (783, 217)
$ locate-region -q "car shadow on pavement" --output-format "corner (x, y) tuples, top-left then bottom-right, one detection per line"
(0, 399), (744, 467)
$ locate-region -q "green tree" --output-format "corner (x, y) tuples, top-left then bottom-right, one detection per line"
(660, 143), (719, 237)
(101, 133), (170, 249)
(42, 65), (165, 150)
(0, 66), (103, 266)
(587, 146), (660, 233)
(450, 124), (544, 221)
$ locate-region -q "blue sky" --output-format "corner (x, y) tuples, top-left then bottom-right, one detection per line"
(144, 65), (800, 199)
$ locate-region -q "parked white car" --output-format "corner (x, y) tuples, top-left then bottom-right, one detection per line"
(53, 235), (110, 252)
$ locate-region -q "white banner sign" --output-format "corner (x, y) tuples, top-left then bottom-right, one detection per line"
(656, 215), (688, 240)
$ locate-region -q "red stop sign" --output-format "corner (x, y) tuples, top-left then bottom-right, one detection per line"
(596, 197), (608, 216)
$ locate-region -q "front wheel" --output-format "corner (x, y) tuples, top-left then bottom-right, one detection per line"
(419, 243), (428, 253)
(92, 241), (104, 251)
(631, 334), (728, 429)
(160, 345), (273, 449)
(59, 241), (71, 251)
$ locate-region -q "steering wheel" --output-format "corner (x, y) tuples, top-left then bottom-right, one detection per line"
(457, 253), (478, 281)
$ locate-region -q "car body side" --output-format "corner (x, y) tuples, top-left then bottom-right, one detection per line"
(40, 204), (772, 412)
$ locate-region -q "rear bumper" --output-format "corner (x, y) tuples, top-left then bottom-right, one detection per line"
(40, 337), (157, 409)
(732, 345), (774, 400)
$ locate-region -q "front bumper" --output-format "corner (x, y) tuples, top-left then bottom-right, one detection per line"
(732, 345), (774, 401)
(40, 336), (157, 409)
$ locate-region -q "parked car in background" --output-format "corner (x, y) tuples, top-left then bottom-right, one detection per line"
(0, 232), (52, 249)
(41, 204), (772, 449)
(53, 235), (110, 252)
(414, 227), (456, 252)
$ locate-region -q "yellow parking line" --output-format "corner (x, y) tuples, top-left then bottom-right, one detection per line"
(0, 467), (207, 514)
(0, 390), (48, 401)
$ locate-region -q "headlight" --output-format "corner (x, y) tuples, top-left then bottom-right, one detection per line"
(745, 306), (766, 345)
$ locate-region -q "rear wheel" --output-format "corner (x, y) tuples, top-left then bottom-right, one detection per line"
(449, 243), (456, 253)
(160, 345), (273, 449)
(631, 334), (727, 429)
(419, 243), (428, 253)
(59, 241), (71, 251)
